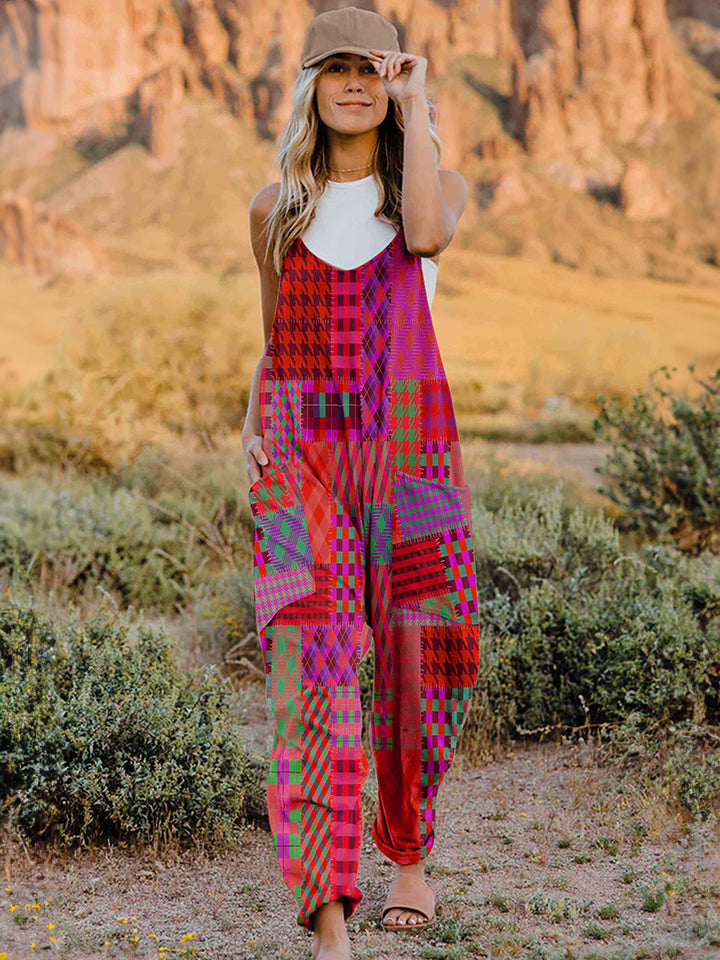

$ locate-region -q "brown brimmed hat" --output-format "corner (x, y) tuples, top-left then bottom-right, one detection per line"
(300, 5), (400, 70)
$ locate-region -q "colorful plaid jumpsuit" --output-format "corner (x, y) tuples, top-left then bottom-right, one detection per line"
(248, 223), (481, 930)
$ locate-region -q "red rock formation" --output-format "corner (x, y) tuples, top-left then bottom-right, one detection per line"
(0, 0), (715, 282)
(666, 1), (720, 29)
(0, 189), (110, 280)
(0, 0), (696, 156)
(175, 0), (229, 67)
(620, 158), (674, 220)
(0, 0), (195, 134)
(138, 64), (184, 162)
(479, 132), (525, 161)
(486, 170), (532, 215)
(510, 0), (694, 160)
(672, 16), (720, 79)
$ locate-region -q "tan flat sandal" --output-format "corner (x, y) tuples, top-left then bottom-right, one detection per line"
(380, 872), (436, 932)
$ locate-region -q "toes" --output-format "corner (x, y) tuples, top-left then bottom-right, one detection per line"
(383, 908), (426, 927)
(386, 908), (410, 926)
(404, 910), (421, 925)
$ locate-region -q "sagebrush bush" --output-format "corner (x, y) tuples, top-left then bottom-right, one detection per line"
(472, 474), (622, 586)
(0, 600), (266, 850)
(593, 364), (720, 553)
(0, 474), (213, 610)
(600, 713), (720, 821)
(198, 564), (257, 652)
(0, 461), (255, 614)
(459, 482), (720, 760)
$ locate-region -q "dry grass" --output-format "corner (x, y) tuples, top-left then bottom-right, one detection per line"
(2, 235), (720, 465)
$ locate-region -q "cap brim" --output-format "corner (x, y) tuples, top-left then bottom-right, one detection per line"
(302, 46), (385, 68)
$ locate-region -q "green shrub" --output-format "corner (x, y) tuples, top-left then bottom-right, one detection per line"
(640, 883), (665, 912)
(593, 364), (720, 554)
(0, 465), (254, 613)
(0, 599), (266, 850)
(459, 482), (720, 759)
(115, 445), (257, 640)
(601, 713), (720, 821)
(472, 475), (622, 589)
(198, 564), (257, 651)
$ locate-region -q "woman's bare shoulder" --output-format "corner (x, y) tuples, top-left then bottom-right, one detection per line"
(249, 182), (281, 229)
(249, 182), (281, 263)
(250, 181), (281, 216)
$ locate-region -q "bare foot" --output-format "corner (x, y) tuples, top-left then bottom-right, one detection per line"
(382, 861), (431, 928)
(311, 899), (351, 960)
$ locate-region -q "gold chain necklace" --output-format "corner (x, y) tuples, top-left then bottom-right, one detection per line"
(328, 161), (373, 181)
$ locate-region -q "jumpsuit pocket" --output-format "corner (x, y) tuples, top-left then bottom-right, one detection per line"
(391, 470), (476, 624)
(248, 465), (316, 635)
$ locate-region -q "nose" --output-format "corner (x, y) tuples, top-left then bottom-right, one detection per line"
(346, 63), (371, 86)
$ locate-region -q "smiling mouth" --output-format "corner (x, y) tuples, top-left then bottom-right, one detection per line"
(339, 103), (371, 108)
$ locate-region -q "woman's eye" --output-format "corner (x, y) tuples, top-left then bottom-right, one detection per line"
(328, 63), (374, 73)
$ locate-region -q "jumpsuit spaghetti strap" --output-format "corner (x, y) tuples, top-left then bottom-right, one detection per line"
(247, 222), (481, 930)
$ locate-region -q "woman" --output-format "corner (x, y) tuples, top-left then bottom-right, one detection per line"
(242, 7), (480, 958)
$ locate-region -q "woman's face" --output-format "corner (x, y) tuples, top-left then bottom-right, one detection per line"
(314, 52), (388, 132)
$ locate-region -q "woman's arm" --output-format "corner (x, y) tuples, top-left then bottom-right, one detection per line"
(242, 183), (281, 486)
(370, 50), (468, 257)
(401, 95), (468, 257)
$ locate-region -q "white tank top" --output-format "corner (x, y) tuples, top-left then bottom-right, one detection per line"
(300, 174), (439, 307)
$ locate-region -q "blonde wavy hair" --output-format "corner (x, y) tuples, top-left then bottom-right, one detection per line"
(261, 61), (443, 276)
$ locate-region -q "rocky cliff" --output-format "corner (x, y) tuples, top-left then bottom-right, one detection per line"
(0, 0), (719, 282)
(0, 1), (697, 155)
(509, 0), (693, 159)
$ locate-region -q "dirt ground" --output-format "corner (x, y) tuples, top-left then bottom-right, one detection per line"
(2, 677), (719, 960)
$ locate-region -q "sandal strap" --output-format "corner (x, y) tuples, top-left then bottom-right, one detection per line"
(381, 873), (436, 922)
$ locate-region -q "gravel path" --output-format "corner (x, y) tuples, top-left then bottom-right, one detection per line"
(463, 440), (614, 493)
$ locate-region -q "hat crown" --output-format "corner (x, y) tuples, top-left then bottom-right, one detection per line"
(301, 5), (400, 70)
